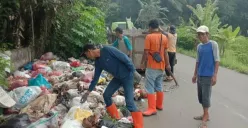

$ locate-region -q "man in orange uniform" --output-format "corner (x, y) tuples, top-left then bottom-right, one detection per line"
(140, 19), (170, 116)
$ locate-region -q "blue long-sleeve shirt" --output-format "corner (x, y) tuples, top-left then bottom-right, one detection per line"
(88, 46), (135, 91)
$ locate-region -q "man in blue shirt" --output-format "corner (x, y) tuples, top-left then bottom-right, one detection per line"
(112, 27), (142, 85)
(80, 44), (143, 128)
(192, 26), (220, 128)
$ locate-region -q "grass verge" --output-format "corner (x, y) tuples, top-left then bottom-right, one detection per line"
(177, 48), (248, 75)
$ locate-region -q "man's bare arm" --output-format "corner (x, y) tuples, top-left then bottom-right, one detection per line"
(193, 62), (199, 77)
(164, 49), (170, 68)
(214, 62), (219, 76)
(141, 50), (149, 64)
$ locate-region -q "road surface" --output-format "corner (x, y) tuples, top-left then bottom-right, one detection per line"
(140, 54), (248, 128)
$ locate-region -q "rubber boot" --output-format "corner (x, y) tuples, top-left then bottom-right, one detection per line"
(143, 94), (157, 116)
(106, 103), (120, 119)
(156, 92), (164, 110)
(131, 112), (144, 128)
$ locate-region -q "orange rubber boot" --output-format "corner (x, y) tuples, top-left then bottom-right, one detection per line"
(106, 103), (120, 119)
(131, 112), (144, 128)
(156, 92), (164, 110)
(143, 94), (157, 116)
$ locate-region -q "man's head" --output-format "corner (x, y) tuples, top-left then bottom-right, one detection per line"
(169, 25), (176, 34)
(81, 43), (99, 60)
(115, 27), (123, 38)
(148, 19), (159, 32)
(197, 25), (209, 43)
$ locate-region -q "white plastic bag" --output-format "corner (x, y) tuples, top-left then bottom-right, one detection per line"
(8, 86), (42, 109)
(50, 104), (68, 124)
(67, 89), (80, 99)
(61, 120), (83, 128)
(63, 106), (93, 123)
(51, 61), (70, 71)
(0, 86), (16, 108)
(14, 71), (31, 79)
(27, 112), (59, 128)
(112, 95), (126, 106)
(70, 97), (91, 110)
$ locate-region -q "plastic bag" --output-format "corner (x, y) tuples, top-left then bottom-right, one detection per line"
(27, 112), (59, 128)
(33, 63), (47, 71)
(50, 104), (68, 124)
(98, 119), (117, 128)
(119, 107), (131, 117)
(78, 81), (90, 91)
(8, 86), (42, 109)
(40, 52), (54, 61)
(112, 95), (126, 106)
(48, 71), (62, 76)
(70, 97), (91, 110)
(14, 71), (31, 79)
(31, 69), (47, 77)
(72, 71), (84, 78)
(81, 71), (94, 83)
(63, 106), (92, 122)
(40, 86), (51, 95)
(20, 94), (58, 120)
(61, 120), (83, 128)
(0, 113), (31, 128)
(28, 74), (52, 89)
(24, 62), (33, 70)
(51, 61), (70, 71)
(70, 61), (81, 67)
(8, 78), (28, 91)
(71, 67), (84, 72)
(67, 89), (80, 99)
(0, 86), (16, 108)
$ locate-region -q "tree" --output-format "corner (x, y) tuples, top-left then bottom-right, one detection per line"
(217, 0), (248, 36)
(187, 0), (221, 36)
(136, 0), (168, 28)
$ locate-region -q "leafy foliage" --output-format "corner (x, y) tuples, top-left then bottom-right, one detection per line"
(214, 26), (240, 55)
(187, 0), (221, 35)
(177, 24), (196, 50)
(50, 1), (106, 59)
(229, 36), (248, 65)
(136, 0), (168, 28)
(0, 48), (10, 87)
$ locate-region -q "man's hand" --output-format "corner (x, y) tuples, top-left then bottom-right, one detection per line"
(192, 75), (197, 84)
(212, 75), (217, 86)
(166, 65), (171, 72)
(80, 91), (90, 103)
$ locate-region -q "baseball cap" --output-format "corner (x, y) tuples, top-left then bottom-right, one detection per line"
(196, 25), (209, 33)
(80, 43), (96, 57)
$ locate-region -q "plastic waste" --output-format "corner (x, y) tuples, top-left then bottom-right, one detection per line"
(0, 113), (31, 128)
(28, 74), (52, 89)
(8, 86), (42, 109)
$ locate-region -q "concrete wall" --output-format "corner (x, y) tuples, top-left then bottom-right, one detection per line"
(9, 47), (34, 71)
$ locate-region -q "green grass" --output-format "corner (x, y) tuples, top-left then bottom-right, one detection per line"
(178, 48), (248, 74)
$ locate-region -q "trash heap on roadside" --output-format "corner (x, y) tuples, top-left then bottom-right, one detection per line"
(0, 52), (147, 128)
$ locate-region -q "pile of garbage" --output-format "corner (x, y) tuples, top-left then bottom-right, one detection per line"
(0, 52), (147, 128)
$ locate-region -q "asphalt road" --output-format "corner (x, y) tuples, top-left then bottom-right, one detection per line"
(139, 54), (248, 128)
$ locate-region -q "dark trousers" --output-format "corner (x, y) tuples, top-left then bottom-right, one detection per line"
(103, 73), (138, 112)
(165, 52), (176, 76)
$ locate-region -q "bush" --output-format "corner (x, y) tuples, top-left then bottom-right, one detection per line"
(230, 36), (248, 65)
(49, 1), (107, 59)
(0, 48), (10, 87)
(177, 25), (196, 50)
